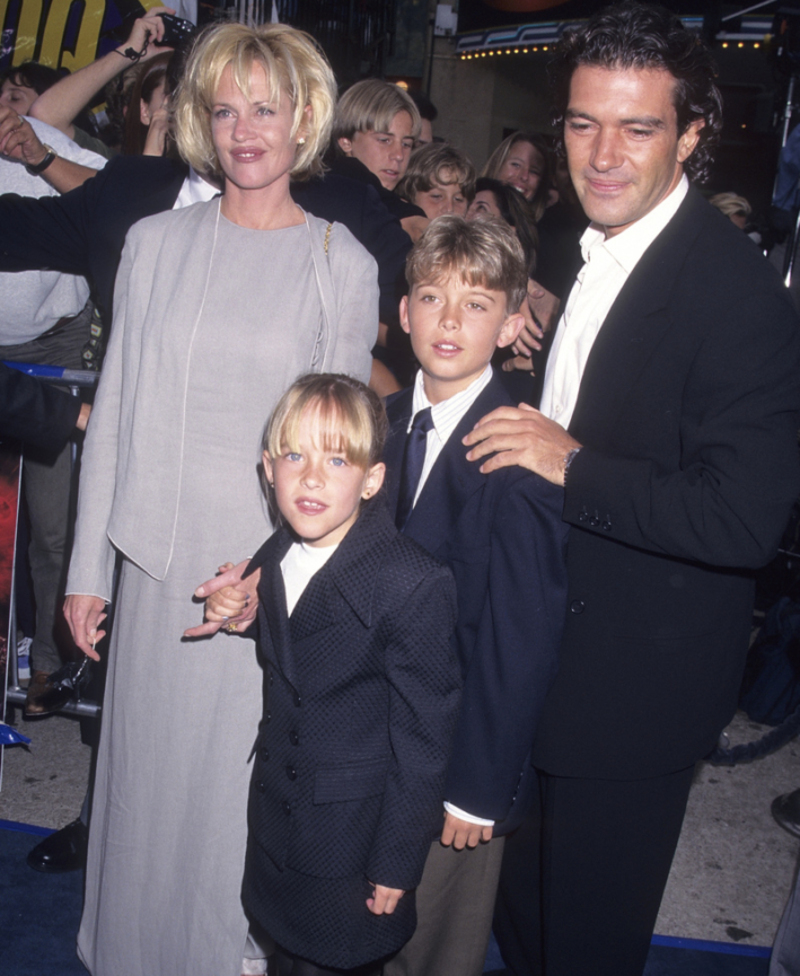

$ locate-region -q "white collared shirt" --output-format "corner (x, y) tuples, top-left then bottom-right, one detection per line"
(540, 176), (689, 430)
(173, 166), (221, 210)
(408, 365), (493, 506)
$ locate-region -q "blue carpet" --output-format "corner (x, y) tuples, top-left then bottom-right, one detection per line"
(0, 819), (87, 976)
(0, 820), (773, 976)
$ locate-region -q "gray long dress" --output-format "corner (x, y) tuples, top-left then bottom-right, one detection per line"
(69, 203), (378, 976)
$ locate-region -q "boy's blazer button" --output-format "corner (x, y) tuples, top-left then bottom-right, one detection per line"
(265, 711), (272, 724)
(269, 673), (274, 686)
(260, 748), (270, 762)
(289, 730), (300, 746)
(589, 515), (600, 527)
(293, 692), (302, 707)
(602, 520), (612, 531)
(286, 765), (297, 781)
(570, 600), (585, 614)
(255, 780), (267, 794)
(282, 801), (291, 816)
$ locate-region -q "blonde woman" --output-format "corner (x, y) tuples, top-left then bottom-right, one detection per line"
(64, 22), (378, 976)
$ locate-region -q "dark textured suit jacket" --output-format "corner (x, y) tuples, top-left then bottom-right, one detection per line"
(241, 500), (460, 969)
(0, 155), (411, 327)
(384, 376), (568, 831)
(531, 187), (800, 779)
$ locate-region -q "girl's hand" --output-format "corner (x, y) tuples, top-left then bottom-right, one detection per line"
(63, 595), (107, 661)
(183, 560), (260, 638)
(206, 582), (249, 621)
(366, 884), (405, 915)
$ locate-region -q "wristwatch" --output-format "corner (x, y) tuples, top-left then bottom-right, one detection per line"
(25, 145), (57, 176)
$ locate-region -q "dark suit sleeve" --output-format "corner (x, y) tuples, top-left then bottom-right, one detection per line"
(564, 284), (800, 569)
(0, 363), (81, 451)
(357, 184), (411, 328)
(0, 181), (96, 277)
(366, 564), (460, 891)
(445, 475), (568, 823)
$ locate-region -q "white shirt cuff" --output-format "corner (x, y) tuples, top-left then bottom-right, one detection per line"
(444, 801), (495, 827)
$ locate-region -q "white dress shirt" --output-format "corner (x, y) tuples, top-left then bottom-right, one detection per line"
(540, 176), (689, 430)
(280, 541), (338, 616)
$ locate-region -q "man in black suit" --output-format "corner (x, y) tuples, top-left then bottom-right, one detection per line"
(464, 5), (800, 976)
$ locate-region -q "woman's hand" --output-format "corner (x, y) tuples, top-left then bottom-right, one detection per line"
(63, 594), (108, 661)
(183, 560), (260, 638)
(367, 884), (405, 915)
(118, 6), (175, 62)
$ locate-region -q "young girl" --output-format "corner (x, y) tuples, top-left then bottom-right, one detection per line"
(238, 373), (461, 976)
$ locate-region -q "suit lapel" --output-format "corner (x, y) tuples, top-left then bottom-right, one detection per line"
(391, 378), (511, 555)
(570, 188), (708, 443)
(252, 528), (300, 689)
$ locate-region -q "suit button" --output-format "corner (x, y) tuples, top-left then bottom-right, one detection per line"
(602, 520), (612, 531)
(589, 516), (600, 527)
(570, 600), (585, 614)
(269, 673), (274, 686)
(256, 780), (266, 794)
(286, 765), (297, 781)
(289, 730), (299, 746)
(260, 748), (269, 762)
(294, 692), (302, 707)
(265, 711), (271, 724)
(282, 801), (291, 816)
(578, 512), (588, 523)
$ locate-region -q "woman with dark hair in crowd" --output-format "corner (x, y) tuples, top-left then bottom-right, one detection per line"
(63, 21), (378, 976)
(468, 176), (539, 277)
(121, 50), (172, 155)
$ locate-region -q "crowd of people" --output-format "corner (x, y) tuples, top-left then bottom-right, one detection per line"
(1, 2), (800, 976)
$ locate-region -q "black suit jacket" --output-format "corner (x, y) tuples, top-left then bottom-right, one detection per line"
(384, 376), (568, 830)
(0, 361), (81, 451)
(242, 500), (460, 968)
(531, 187), (800, 779)
(0, 156), (410, 327)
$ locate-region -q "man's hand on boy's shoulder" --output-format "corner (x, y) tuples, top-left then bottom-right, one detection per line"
(440, 811), (493, 850)
(463, 402), (581, 487)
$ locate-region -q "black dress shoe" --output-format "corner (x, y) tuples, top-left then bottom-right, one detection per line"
(27, 818), (88, 873)
(772, 788), (800, 839)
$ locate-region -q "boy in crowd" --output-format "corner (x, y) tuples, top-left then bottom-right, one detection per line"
(381, 215), (568, 976)
(397, 143), (476, 221)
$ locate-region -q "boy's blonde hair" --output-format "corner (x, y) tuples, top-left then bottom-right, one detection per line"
(332, 78), (421, 148)
(397, 143), (476, 203)
(264, 374), (388, 471)
(406, 215), (528, 313)
(174, 22), (336, 181)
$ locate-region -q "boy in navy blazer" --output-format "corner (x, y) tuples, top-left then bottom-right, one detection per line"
(381, 216), (568, 976)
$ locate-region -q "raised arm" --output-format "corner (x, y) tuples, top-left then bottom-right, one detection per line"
(0, 106), (98, 192)
(28, 7), (174, 140)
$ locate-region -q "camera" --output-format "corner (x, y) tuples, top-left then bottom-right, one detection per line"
(156, 14), (197, 48)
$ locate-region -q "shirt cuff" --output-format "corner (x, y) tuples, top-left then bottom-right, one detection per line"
(443, 801), (495, 827)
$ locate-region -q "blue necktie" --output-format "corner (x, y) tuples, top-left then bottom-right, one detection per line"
(395, 407), (434, 530)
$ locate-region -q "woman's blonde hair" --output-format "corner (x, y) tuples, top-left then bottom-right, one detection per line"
(406, 214), (528, 313)
(332, 78), (421, 148)
(174, 22), (336, 181)
(397, 142), (476, 203)
(264, 374), (388, 472)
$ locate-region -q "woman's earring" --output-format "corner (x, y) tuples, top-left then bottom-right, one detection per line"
(297, 137), (306, 145)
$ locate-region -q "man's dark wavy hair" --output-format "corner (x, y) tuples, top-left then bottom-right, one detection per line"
(549, 1), (722, 184)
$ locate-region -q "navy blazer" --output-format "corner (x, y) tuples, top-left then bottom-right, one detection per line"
(384, 375), (568, 830)
(0, 156), (410, 327)
(532, 187), (800, 779)
(241, 500), (460, 969)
